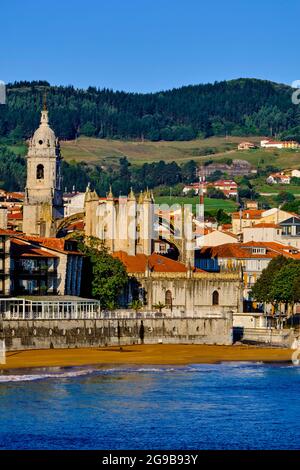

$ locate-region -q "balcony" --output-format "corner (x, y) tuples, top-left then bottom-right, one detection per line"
(11, 267), (57, 276)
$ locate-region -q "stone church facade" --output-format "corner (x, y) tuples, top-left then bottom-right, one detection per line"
(113, 251), (243, 317)
(85, 187), (154, 256)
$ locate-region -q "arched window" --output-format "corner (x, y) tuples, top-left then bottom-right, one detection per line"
(165, 290), (172, 309)
(212, 290), (219, 306)
(36, 164), (44, 180)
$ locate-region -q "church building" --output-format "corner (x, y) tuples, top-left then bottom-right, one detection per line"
(23, 102), (64, 237)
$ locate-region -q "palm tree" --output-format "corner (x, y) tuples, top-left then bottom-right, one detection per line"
(130, 300), (143, 315)
(153, 301), (165, 313)
(106, 300), (117, 312)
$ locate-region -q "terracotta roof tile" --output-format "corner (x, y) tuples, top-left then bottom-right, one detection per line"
(232, 210), (264, 220)
(113, 251), (202, 274)
(10, 239), (58, 258)
(249, 223), (280, 228)
(199, 241), (300, 260)
(18, 236), (81, 255)
(0, 228), (22, 236)
(8, 212), (23, 220)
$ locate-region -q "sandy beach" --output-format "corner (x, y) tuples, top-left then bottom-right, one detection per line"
(0, 344), (293, 371)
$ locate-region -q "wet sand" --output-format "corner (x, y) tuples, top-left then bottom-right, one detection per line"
(0, 344), (293, 371)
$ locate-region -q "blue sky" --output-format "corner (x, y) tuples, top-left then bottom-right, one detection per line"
(0, 0), (298, 92)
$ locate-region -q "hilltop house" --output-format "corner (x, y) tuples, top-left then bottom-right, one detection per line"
(182, 179), (237, 198)
(266, 172), (291, 185)
(238, 142), (258, 150)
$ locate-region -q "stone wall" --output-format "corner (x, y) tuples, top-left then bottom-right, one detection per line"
(0, 316), (233, 351)
(134, 271), (242, 317)
(234, 326), (295, 348)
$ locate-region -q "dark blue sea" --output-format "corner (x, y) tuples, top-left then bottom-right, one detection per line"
(0, 362), (299, 450)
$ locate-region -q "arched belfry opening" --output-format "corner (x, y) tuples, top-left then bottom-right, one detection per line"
(36, 164), (44, 180)
(212, 290), (219, 306)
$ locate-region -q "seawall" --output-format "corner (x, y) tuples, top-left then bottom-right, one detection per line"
(0, 317), (232, 350)
(234, 326), (295, 348)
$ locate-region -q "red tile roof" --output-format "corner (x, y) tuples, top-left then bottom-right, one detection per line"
(200, 241), (300, 260)
(19, 236), (81, 255)
(10, 239), (58, 258)
(0, 228), (22, 236)
(113, 251), (202, 274)
(23, 236), (65, 251)
(8, 212), (23, 220)
(214, 180), (238, 187)
(232, 210), (264, 220)
(249, 223), (280, 228)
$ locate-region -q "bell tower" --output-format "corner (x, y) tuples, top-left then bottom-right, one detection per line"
(23, 100), (64, 237)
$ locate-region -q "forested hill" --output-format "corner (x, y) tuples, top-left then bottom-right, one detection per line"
(1, 78), (300, 142)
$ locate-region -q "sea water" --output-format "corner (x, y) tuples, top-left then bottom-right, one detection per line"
(0, 362), (299, 450)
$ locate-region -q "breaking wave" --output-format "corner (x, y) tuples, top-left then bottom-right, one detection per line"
(0, 369), (94, 383)
(0, 361), (292, 383)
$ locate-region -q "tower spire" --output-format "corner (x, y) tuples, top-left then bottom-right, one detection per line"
(23, 98), (64, 237)
(40, 93), (49, 125)
(43, 91), (47, 111)
(107, 185), (114, 199)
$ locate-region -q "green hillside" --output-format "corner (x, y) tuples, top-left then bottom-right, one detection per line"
(1, 77), (300, 197)
(1, 78), (299, 142)
(60, 136), (253, 166)
(60, 136), (300, 170)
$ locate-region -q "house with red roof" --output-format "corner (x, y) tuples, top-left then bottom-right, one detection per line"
(266, 172), (291, 185)
(182, 179), (237, 198)
(197, 240), (300, 302)
(0, 230), (83, 296)
(241, 215), (300, 249)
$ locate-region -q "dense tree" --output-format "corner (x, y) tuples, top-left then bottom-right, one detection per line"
(78, 237), (128, 308)
(238, 187), (259, 200)
(215, 209), (231, 225)
(0, 146), (26, 191)
(0, 78), (298, 142)
(290, 177), (300, 186)
(80, 121), (97, 137)
(206, 187), (226, 199)
(251, 256), (289, 305)
(181, 160), (198, 183)
(206, 170), (224, 182)
(282, 200), (300, 213)
(270, 260), (300, 314)
(276, 191), (295, 204)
